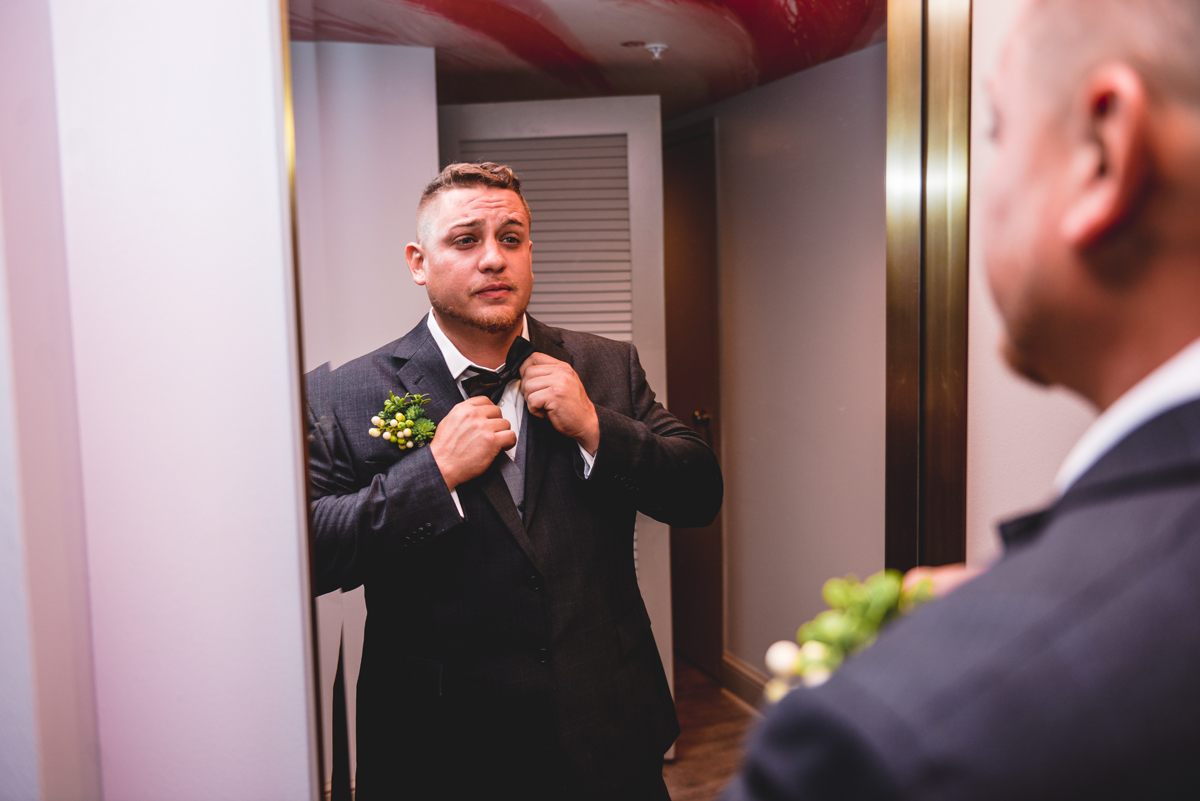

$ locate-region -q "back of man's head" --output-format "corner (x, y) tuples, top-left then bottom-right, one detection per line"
(416, 162), (531, 244)
(985, 0), (1200, 406)
(1021, 0), (1200, 111)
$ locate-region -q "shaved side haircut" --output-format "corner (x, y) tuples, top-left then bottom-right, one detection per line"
(416, 162), (531, 244)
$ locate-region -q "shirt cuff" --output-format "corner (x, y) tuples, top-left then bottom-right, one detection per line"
(449, 489), (465, 518)
(578, 445), (596, 478)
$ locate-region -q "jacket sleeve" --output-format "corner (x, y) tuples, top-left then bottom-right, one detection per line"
(305, 395), (464, 596)
(586, 342), (723, 528)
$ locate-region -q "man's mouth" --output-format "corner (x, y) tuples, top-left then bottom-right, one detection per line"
(473, 282), (516, 299)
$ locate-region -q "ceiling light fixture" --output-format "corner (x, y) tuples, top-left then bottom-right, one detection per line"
(644, 43), (669, 60)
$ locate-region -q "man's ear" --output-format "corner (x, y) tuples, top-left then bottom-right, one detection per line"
(1061, 63), (1151, 248)
(405, 242), (428, 286)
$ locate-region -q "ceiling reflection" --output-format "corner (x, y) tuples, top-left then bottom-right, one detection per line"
(289, 0), (887, 116)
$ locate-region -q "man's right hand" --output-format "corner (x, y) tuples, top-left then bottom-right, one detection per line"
(429, 397), (516, 491)
(903, 563), (985, 598)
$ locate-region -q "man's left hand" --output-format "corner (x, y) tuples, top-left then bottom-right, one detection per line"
(520, 352), (600, 454)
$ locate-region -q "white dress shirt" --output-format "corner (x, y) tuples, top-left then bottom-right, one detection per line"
(426, 313), (595, 516)
(1055, 336), (1200, 494)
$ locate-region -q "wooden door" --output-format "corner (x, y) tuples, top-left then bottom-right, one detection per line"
(663, 120), (724, 680)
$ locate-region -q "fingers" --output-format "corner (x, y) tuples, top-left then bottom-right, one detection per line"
(457, 396), (505, 415)
(483, 415), (513, 434)
(903, 563), (984, 597)
(520, 357), (580, 397)
(429, 398), (516, 490)
(521, 388), (550, 418)
(519, 352), (571, 382)
(521, 352), (559, 368)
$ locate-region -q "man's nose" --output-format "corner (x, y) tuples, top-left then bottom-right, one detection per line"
(478, 236), (506, 271)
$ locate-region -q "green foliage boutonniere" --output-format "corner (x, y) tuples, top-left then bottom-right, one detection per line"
(368, 392), (436, 452)
(763, 569), (935, 701)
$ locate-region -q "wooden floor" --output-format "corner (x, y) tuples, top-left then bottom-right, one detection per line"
(663, 658), (760, 801)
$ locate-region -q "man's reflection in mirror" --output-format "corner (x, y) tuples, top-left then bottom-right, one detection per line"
(306, 162), (723, 800)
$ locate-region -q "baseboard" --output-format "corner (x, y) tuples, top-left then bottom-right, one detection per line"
(720, 650), (769, 713)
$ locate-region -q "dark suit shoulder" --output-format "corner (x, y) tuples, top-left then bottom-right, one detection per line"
(531, 318), (631, 360)
(306, 338), (401, 390)
(305, 317), (431, 404)
(786, 478), (1200, 799)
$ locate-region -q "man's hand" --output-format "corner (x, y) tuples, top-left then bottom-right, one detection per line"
(903, 563), (985, 598)
(429, 397), (516, 491)
(520, 353), (600, 454)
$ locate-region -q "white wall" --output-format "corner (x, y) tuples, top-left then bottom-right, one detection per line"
(966, 1), (1095, 565)
(0, 174), (42, 801)
(291, 40), (440, 784)
(294, 42), (440, 373)
(0, 2), (103, 798)
(678, 43), (889, 674)
(0, 1), (320, 798)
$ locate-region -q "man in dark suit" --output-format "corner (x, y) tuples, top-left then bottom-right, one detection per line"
(306, 162), (722, 800)
(726, 0), (1200, 798)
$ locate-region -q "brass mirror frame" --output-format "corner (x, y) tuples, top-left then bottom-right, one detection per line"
(886, 0), (973, 571)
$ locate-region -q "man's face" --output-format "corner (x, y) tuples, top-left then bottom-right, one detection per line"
(982, 23), (1076, 384)
(408, 186), (533, 336)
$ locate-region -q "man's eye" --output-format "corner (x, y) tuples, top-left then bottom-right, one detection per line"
(454, 236), (476, 246)
(502, 235), (521, 244)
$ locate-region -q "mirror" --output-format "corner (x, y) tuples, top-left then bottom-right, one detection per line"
(285, 0), (910, 794)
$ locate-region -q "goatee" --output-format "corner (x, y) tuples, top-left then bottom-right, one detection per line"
(431, 296), (526, 335)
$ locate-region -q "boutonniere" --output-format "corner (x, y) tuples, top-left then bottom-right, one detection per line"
(368, 392), (436, 451)
(762, 570), (934, 700)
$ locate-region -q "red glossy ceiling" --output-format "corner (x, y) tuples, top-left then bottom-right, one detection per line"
(290, 0), (887, 116)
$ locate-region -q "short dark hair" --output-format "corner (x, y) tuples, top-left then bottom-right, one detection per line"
(416, 162), (531, 241)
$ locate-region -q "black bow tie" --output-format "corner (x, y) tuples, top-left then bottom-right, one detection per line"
(461, 336), (535, 403)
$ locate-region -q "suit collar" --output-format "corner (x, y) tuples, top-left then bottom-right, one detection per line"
(1055, 337), (1200, 493)
(1068, 398), (1200, 495)
(426, 312), (533, 380)
(1000, 399), (1200, 551)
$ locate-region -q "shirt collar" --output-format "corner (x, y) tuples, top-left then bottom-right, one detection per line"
(425, 311), (529, 381)
(1055, 336), (1200, 493)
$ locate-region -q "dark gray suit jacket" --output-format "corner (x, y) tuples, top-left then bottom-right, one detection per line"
(726, 398), (1200, 800)
(306, 315), (722, 799)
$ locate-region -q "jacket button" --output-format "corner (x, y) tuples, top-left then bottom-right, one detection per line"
(535, 647), (550, 664)
(528, 574), (543, 592)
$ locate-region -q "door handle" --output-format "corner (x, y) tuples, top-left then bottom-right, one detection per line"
(692, 410), (711, 427)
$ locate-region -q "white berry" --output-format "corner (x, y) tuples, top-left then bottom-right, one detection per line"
(765, 640), (801, 676)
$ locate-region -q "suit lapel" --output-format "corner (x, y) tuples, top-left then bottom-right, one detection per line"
(392, 315), (542, 570)
(393, 320), (460, 424)
(521, 317), (573, 530)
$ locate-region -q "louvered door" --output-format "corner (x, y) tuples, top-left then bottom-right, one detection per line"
(458, 134), (634, 341)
